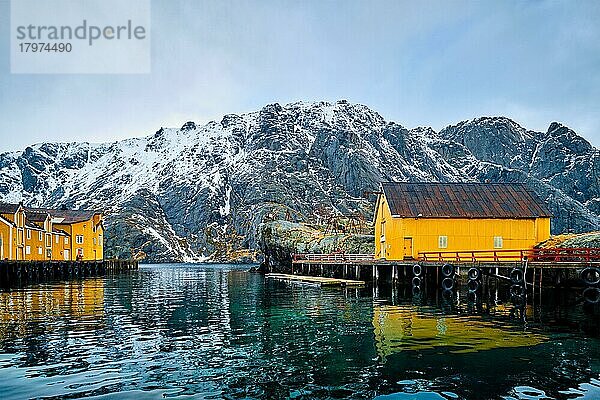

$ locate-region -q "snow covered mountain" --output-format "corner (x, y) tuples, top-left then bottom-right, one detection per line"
(1, 100), (598, 262)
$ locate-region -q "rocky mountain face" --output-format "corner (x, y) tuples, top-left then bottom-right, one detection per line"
(0, 101), (598, 262)
(258, 220), (374, 272)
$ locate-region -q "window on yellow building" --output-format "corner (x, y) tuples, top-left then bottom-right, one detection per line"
(64, 237), (69, 245)
(45, 234), (51, 247)
(46, 249), (51, 258)
(38, 247), (42, 255)
(494, 236), (503, 249)
(76, 235), (84, 244)
(56, 235), (59, 244)
(25, 245), (31, 255)
(380, 221), (386, 242)
(39, 231), (43, 241)
(438, 235), (448, 249)
(27, 229), (31, 240)
(93, 238), (97, 245)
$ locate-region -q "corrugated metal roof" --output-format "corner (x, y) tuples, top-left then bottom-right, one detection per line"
(0, 203), (20, 214)
(381, 182), (552, 219)
(26, 207), (98, 223)
(25, 210), (50, 222)
(0, 203), (99, 223)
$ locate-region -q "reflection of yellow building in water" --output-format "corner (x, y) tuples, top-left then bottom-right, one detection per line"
(372, 305), (545, 359)
(0, 202), (104, 261)
(0, 278), (105, 338)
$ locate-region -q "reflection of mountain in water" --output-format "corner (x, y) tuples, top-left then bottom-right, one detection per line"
(372, 304), (546, 359)
(225, 272), (378, 398)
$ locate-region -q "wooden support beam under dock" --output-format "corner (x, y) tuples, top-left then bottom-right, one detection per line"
(266, 273), (365, 287)
(289, 252), (600, 295)
(0, 259), (139, 287)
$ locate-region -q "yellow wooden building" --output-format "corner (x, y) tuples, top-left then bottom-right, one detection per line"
(374, 182), (552, 260)
(0, 203), (25, 260)
(0, 203), (103, 261)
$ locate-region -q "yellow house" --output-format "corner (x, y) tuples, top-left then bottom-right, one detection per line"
(25, 210), (55, 260)
(0, 203), (104, 261)
(0, 214), (14, 260)
(51, 210), (104, 261)
(24, 222), (47, 261)
(52, 229), (71, 261)
(374, 182), (552, 260)
(0, 203), (26, 260)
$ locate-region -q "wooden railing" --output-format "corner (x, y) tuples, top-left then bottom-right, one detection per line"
(418, 248), (600, 263)
(292, 253), (375, 262)
(292, 248), (600, 263)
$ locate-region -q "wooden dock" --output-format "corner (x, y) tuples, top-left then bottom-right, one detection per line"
(266, 273), (365, 287)
(0, 259), (139, 287)
(287, 250), (600, 305)
(292, 248), (600, 272)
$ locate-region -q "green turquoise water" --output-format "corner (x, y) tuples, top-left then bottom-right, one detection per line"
(0, 264), (598, 399)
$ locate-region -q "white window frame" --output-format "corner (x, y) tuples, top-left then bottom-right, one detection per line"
(25, 245), (31, 255)
(39, 231), (43, 241)
(56, 235), (60, 244)
(64, 237), (69, 245)
(438, 235), (448, 249)
(27, 229), (31, 240)
(38, 247), (43, 255)
(76, 235), (84, 244)
(494, 236), (503, 249)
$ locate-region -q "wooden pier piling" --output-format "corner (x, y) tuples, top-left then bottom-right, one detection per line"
(291, 251), (600, 298)
(0, 259), (139, 287)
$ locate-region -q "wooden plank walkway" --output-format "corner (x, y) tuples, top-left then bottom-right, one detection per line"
(266, 273), (365, 287)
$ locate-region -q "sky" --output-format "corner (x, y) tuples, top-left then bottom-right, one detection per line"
(0, 0), (599, 152)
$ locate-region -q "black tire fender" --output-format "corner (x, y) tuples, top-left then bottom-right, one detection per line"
(441, 263), (455, 277)
(412, 264), (423, 277)
(510, 268), (524, 284)
(468, 267), (481, 281)
(441, 277), (454, 290)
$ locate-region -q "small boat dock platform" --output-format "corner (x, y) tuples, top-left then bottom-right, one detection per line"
(266, 273), (365, 287)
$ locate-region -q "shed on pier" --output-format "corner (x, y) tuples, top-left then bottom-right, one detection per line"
(374, 182), (552, 260)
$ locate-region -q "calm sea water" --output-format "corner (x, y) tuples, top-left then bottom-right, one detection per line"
(0, 263), (598, 399)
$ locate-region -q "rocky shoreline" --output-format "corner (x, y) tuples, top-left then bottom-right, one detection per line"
(257, 220), (374, 273)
